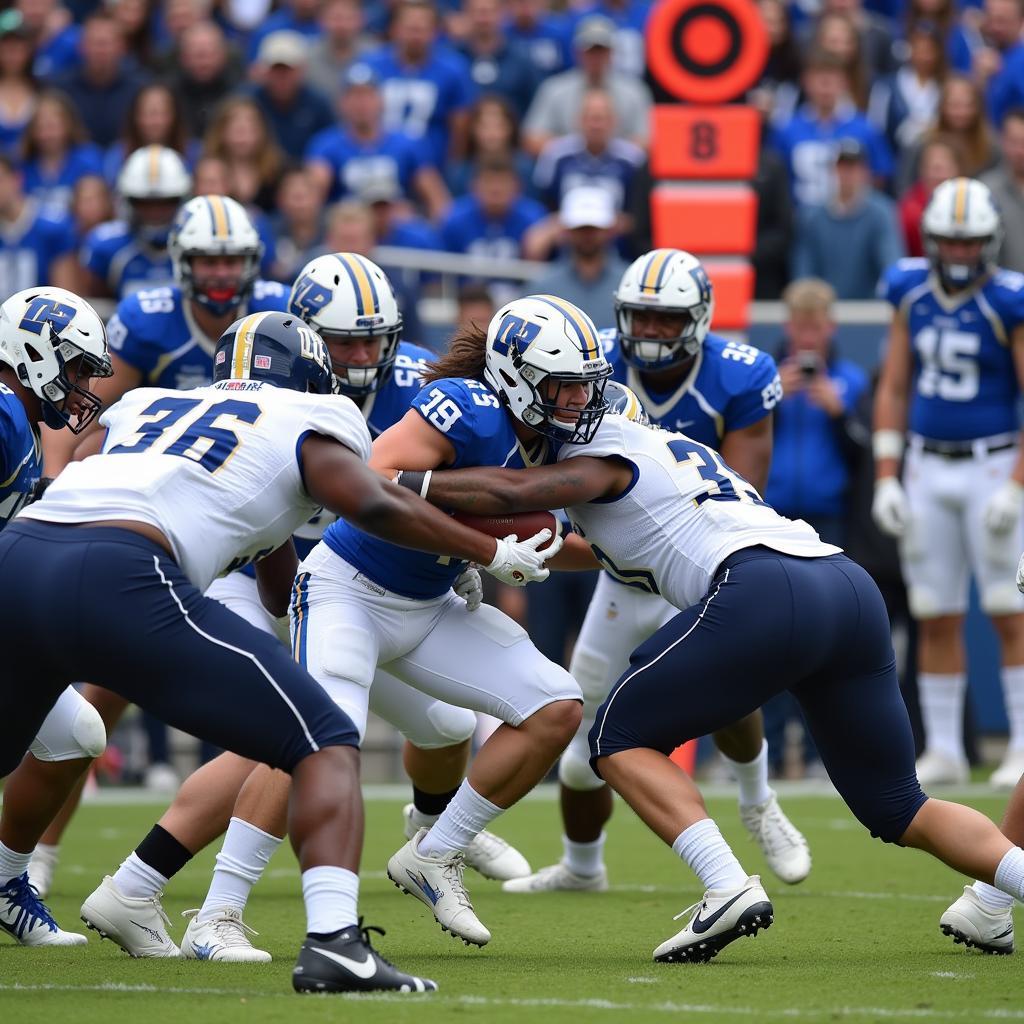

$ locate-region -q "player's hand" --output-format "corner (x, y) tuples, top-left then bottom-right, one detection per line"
(454, 565), (483, 611)
(984, 479), (1024, 534)
(484, 529), (564, 587)
(872, 476), (909, 537)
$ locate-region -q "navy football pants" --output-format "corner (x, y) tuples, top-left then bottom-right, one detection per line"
(589, 547), (928, 843)
(0, 521), (358, 779)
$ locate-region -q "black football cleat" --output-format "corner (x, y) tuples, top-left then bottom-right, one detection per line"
(292, 918), (438, 994)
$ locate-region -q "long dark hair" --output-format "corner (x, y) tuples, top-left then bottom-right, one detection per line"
(422, 323), (488, 385)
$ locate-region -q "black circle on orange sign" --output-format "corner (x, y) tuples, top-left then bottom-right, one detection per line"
(647, 0), (768, 103)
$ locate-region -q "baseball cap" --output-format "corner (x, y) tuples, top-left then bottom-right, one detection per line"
(258, 31), (308, 68)
(835, 137), (866, 163)
(0, 10), (29, 39)
(342, 62), (380, 91)
(573, 15), (615, 51)
(560, 186), (615, 229)
(356, 173), (401, 205)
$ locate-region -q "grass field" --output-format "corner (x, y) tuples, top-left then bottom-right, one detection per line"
(2, 787), (1023, 1023)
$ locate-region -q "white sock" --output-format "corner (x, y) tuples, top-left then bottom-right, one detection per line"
(418, 780), (502, 858)
(973, 879), (1015, 911)
(197, 817), (282, 924)
(994, 847), (1024, 903)
(671, 818), (748, 892)
(562, 832), (606, 877)
(0, 841), (32, 887)
(919, 672), (967, 762)
(112, 851), (169, 900)
(1002, 665), (1024, 752)
(721, 740), (773, 808)
(32, 842), (60, 866)
(302, 865), (359, 935)
(408, 807), (440, 831)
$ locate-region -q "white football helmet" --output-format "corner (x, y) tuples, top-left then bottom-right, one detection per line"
(0, 287), (111, 433)
(484, 294), (612, 444)
(288, 252), (402, 397)
(922, 177), (1002, 288)
(168, 195), (263, 316)
(614, 248), (714, 370)
(117, 145), (191, 248)
(604, 380), (650, 426)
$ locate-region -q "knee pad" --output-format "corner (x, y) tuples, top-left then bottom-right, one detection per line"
(321, 623), (375, 688)
(71, 700), (107, 758)
(569, 648), (614, 706)
(558, 731), (605, 791)
(982, 581), (1024, 617)
(418, 702), (477, 749)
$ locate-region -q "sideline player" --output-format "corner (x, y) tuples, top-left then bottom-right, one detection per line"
(873, 177), (1024, 787)
(78, 254), (530, 963)
(503, 249), (810, 895)
(79, 146), (192, 299)
(1, 310), (555, 990)
(394, 298), (1024, 965)
(0, 287), (111, 946)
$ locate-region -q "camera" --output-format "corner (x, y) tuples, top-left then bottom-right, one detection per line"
(797, 351), (820, 379)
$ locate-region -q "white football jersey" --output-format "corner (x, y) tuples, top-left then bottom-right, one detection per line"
(22, 381), (371, 592)
(559, 415), (840, 610)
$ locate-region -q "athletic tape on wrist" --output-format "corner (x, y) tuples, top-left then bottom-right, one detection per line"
(872, 430), (905, 462)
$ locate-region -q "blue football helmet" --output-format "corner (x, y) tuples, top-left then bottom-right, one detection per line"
(213, 311), (333, 394)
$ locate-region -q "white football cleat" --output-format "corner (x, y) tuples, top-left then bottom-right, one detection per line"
(989, 749), (1024, 789)
(740, 791), (811, 885)
(940, 886), (1014, 955)
(181, 907), (272, 962)
(653, 875), (773, 964)
(501, 862), (609, 893)
(27, 845), (59, 900)
(401, 804), (531, 882)
(80, 875), (181, 957)
(915, 749), (969, 786)
(386, 829), (491, 947)
(0, 872), (87, 946)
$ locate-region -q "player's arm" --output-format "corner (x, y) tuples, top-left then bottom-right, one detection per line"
(872, 307), (912, 479)
(254, 540), (299, 618)
(415, 456), (633, 514)
(369, 407), (458, 476)
(302, 433), (511, 565)
(1007, 324), (1024, 487)
(720, 417), (773, 495)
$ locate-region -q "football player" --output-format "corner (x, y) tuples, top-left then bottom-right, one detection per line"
(78, 254), (531, 963)
(502, 249), (810, 894)
(295, 294), (611, 949)
(79, 145), (192, 299)
(0, 287), (111, 947)
(394, 297), (1024, 965)
(873, 177), (1024, 788)
(0, 310), (553, 991)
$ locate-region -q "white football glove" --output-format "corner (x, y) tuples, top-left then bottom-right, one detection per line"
(871, 476), (909, 538)
(484, 528), (563, 587)
(454, 565), (483, 611)
(984, 479), (1024, 534)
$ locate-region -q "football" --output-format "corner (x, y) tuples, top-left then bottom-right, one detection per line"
(451, 510), (561, 551)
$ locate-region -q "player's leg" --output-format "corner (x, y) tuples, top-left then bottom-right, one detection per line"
(370, 670), (531, 882)
(30, 683), (132, 897)
(385, 595), (583, 945)
(965, 448), (1024, 786)
(940, 775), (1024, 953)
(902, 448), (971, 783)
(46, 524), (431, 993)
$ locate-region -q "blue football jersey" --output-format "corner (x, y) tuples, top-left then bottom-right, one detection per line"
(106, 280), (289, 390)
(80, 220), (174, 298)
(601, 329), (781, 446)
(305, 127), (426, 203)
(881, 257), (1024, 441)
(0, 200), (75, 295)
(0, 384), (41, 528)
(364, 45), (477, 167)
(323, 374), (547, 598)
(291, 342), (433, 562)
